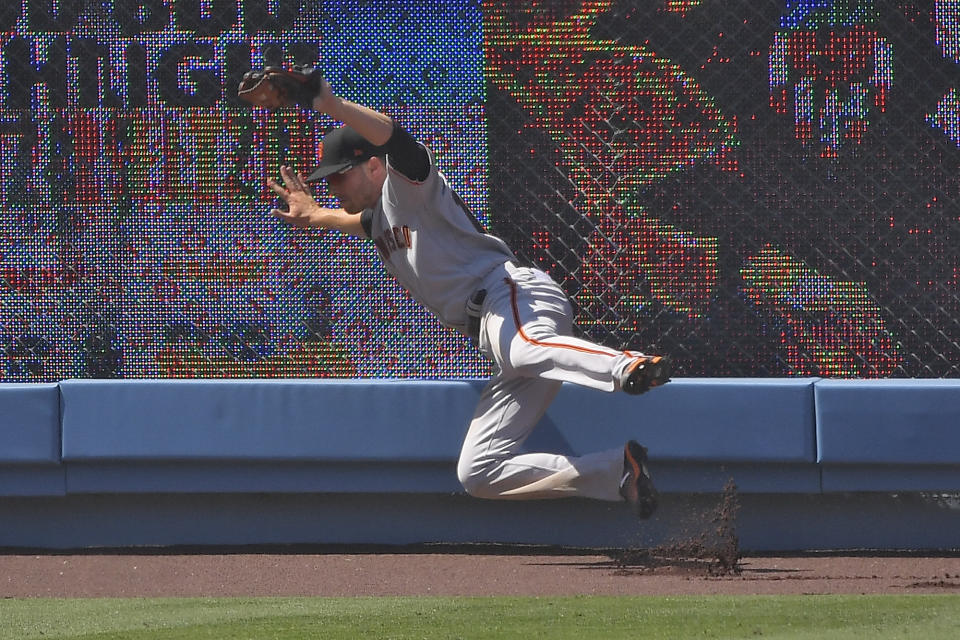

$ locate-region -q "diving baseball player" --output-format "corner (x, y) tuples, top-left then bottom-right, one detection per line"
(239, 66), (670, 518)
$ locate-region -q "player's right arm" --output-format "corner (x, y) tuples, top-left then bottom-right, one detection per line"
(267, 164), (367, 238)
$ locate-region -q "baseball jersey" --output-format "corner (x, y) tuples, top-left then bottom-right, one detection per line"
(363, 146), (516, 332)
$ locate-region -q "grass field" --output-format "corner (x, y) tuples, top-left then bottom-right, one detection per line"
(2, 595), (959, 639)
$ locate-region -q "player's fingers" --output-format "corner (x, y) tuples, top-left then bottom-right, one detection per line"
(279, 165), (304, 191)
(266, 177), (288, 198)
(290, 169), (310, 192)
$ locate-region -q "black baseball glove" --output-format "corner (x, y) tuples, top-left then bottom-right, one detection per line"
(237, 65), (323, 109)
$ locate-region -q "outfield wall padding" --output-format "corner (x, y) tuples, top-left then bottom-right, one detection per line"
(1, 378), (959, 550)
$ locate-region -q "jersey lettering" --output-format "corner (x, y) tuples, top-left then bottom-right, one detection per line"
(374, 225), (413, 260)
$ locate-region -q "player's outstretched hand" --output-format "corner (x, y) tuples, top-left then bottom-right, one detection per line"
(267, 165), (320, 228)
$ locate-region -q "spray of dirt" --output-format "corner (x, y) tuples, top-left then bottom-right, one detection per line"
(611, 478), (742, 576)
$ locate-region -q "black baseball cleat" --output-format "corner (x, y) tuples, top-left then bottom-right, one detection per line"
(619, 440), (659, 519)
(620, 354), (671, 395)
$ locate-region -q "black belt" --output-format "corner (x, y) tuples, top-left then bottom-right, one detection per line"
(465, 288), (486, 341)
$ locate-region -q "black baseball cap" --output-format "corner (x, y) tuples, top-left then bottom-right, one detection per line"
(305, 126), (387, 182)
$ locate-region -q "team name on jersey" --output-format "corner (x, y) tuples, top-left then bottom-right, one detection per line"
(373, 225), (413, 259)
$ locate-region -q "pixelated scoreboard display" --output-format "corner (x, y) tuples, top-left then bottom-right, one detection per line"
(0, 0), (488, 380)
(0, 0), (958, 381)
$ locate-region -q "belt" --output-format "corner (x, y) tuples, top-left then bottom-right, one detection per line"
(466, 260), (524, 340)
(465, 287), (486, 341)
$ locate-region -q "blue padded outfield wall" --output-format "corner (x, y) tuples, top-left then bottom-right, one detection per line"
(2, 378), (960, 551)
(1, 3), (960, 550)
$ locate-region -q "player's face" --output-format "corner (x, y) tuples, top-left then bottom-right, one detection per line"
(326, 159), (383, 214)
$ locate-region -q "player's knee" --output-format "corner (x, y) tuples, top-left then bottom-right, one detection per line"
(457, 459), (498, 499)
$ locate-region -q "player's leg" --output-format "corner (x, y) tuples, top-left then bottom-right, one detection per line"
(480, 266), (670, 393)
(456, 373), (624, 501)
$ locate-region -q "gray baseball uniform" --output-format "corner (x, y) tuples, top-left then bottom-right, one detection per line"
(364, 144), (644, 501)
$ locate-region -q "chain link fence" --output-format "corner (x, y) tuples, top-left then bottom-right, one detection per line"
(0, 0), (957, 381)
(486, 0), (959, 377)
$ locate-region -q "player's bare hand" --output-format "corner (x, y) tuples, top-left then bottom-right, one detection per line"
(268, 165), (319, 228)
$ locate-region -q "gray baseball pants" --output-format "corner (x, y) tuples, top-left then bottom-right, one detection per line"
(456, 262), (641, 501)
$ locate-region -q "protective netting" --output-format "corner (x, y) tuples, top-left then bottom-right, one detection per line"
(485, 0), (959, 377)
(0, 0), (957, 381)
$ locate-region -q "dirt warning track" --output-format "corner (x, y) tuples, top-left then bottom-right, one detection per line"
(3, 548), (960, 598)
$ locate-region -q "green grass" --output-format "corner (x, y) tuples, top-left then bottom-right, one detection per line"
(1, 595), (959, 639)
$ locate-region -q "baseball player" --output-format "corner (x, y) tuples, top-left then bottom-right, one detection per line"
(239, 67), (671, 518)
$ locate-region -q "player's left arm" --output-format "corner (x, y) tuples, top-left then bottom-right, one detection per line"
(310, 77), (393, 147)
(308, 76), (430, 182)
(383, 122), (430, 182)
